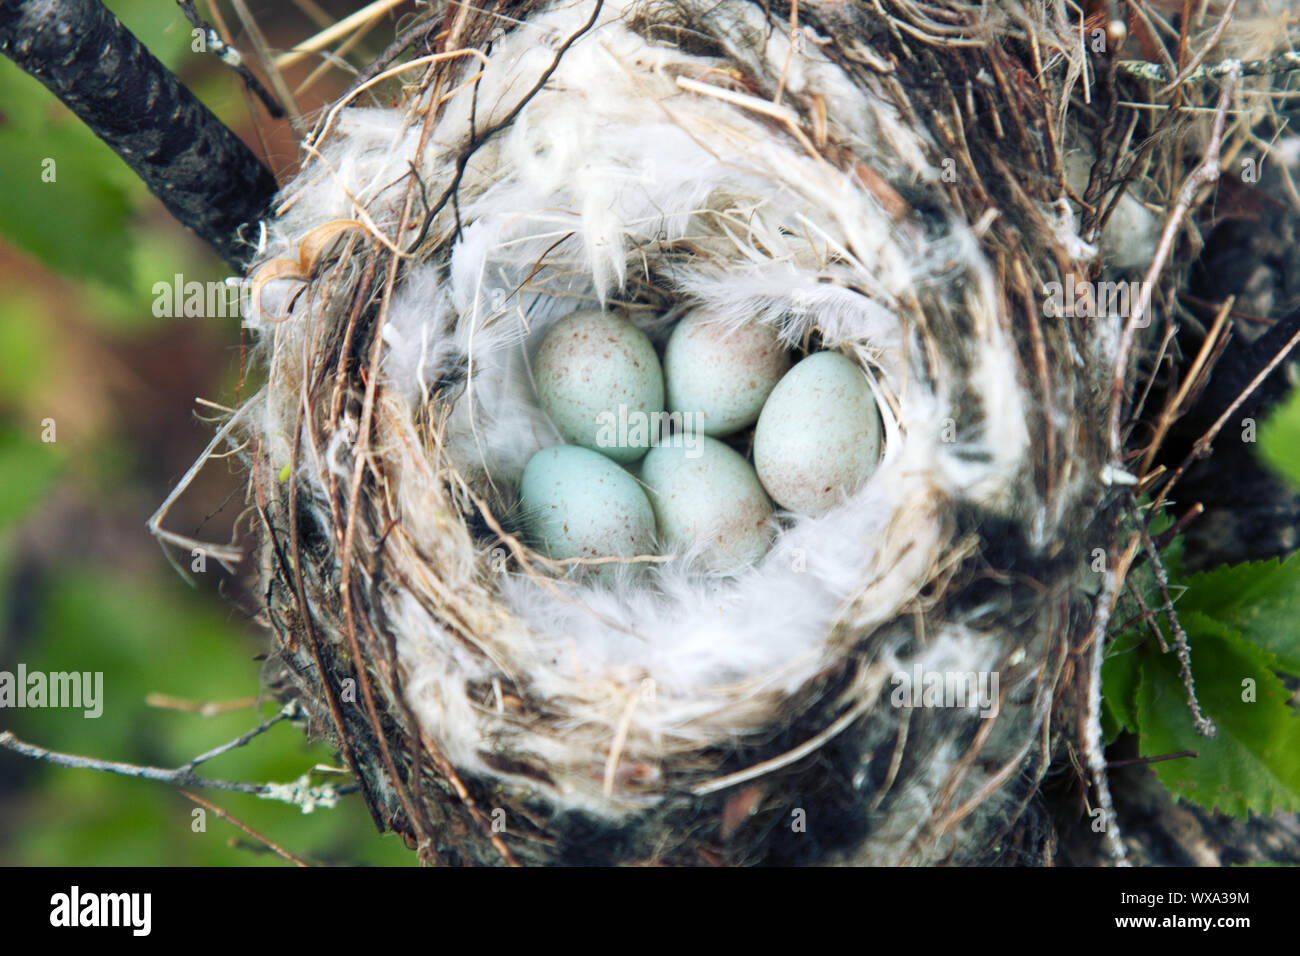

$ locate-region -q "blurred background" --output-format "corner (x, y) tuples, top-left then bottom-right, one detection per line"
(0, 0), (419, 865)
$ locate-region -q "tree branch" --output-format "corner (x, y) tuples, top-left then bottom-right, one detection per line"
(0, 703), (353, 811)
(0, 0), (279, 270)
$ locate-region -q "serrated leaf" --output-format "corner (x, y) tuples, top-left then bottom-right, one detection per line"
(0, 424), (64, 530)
(1136, 612), (1300, 819)
(1176, 552), (1300, 674)
(1258, 384), (1300, 489)
(1102, 629), (1144, 742)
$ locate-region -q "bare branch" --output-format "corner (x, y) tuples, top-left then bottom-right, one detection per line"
(0, 703), (351, 811)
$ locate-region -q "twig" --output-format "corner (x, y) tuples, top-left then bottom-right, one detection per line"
(1124, 575), (1169, 652)
(274, 0), (410, 70)
(1107, 749), (1198, 768)
(175, 0), (284, 117)
(1129, 494), (1215, 737)
(147, 407), (247, 575)
(0, 707), (347, 811)
(409, 0), (606, 249)
(294, 10), (386, 97)
(418, 730), (522, 867)
(1138, 296), (1234, 475)
(1156, 0), (1239, 95)
(346, 18), (442, 95)
(1152, 501), (1203, 551)
(1080, 525), (1141, 866)
(691, 695), (875, 797)
(179, 790), (312, 866)
(146, 693), (258, 715)
(1152, 316), (1300, 516)
(1117, 49), (1300, 85)
(1108, 66), (1240, 461)
(178, 702), (297, 772)
(228, 0), (304, 136)
(1128, 0), (1179, 83)
(774, 0), (798, 106)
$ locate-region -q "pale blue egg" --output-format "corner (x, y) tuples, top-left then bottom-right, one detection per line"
(754, 351), (881, 515)
(519, 445), (657, 575)
(663, 309), (790, 436)
(534, 310), (664, 463)
(641, 436), (773, 572)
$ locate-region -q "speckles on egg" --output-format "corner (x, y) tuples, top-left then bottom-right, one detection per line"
(519, 444), (656, 578)
(534, 309), (664, 463)
(641, 436), (774, 572)
(663, 308), (790, 436)
(754, 351), (882, 516)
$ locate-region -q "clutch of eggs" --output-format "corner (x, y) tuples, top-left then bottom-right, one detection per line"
(521, 307), (882, 575)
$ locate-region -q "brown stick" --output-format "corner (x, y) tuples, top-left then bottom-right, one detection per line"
(180, 790), (312, 867)
(1108, 66), (1240, 462)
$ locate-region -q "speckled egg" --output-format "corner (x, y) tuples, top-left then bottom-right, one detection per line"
(663, 309), (790, 436)
(641, 436), (774, 571)
(754, 351), (882, 516)
(534, 309), (664, 463)
(519, 445), (657, 575)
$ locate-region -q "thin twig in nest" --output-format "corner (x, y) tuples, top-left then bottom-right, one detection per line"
(1156, 0), (1240, 95)
(1138, 295), (1234, 475)
(1108, 65), (1241, 462)
(409, 0), (606, 247)
(1151, 314), (1300, 517)
(275, 0), (411, 70)
(1118, 46), (1300, 86)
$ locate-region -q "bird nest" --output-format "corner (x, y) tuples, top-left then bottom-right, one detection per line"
(168, 0), (1266, 864)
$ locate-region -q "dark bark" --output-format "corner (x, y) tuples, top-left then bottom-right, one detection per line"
(0, 0), (279, 271)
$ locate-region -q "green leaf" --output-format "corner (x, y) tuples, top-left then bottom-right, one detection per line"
(0, 424), (63, 530)
(1176, 551), (1300, 674)
(1258, 385), (1300, 489)
(1135, 612), (1300, 819)
(1102, 629), (1144, 743)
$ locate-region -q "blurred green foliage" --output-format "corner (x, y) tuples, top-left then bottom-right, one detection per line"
(0, 425), (63, 532)
(0, 1), (214, 301)
(1259, 384), (1300, 491)
(0, 1), (414, 865)
(0, 544), (414, 865)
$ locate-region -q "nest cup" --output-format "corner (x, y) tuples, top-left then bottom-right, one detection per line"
(226, 0), (1136, 865)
